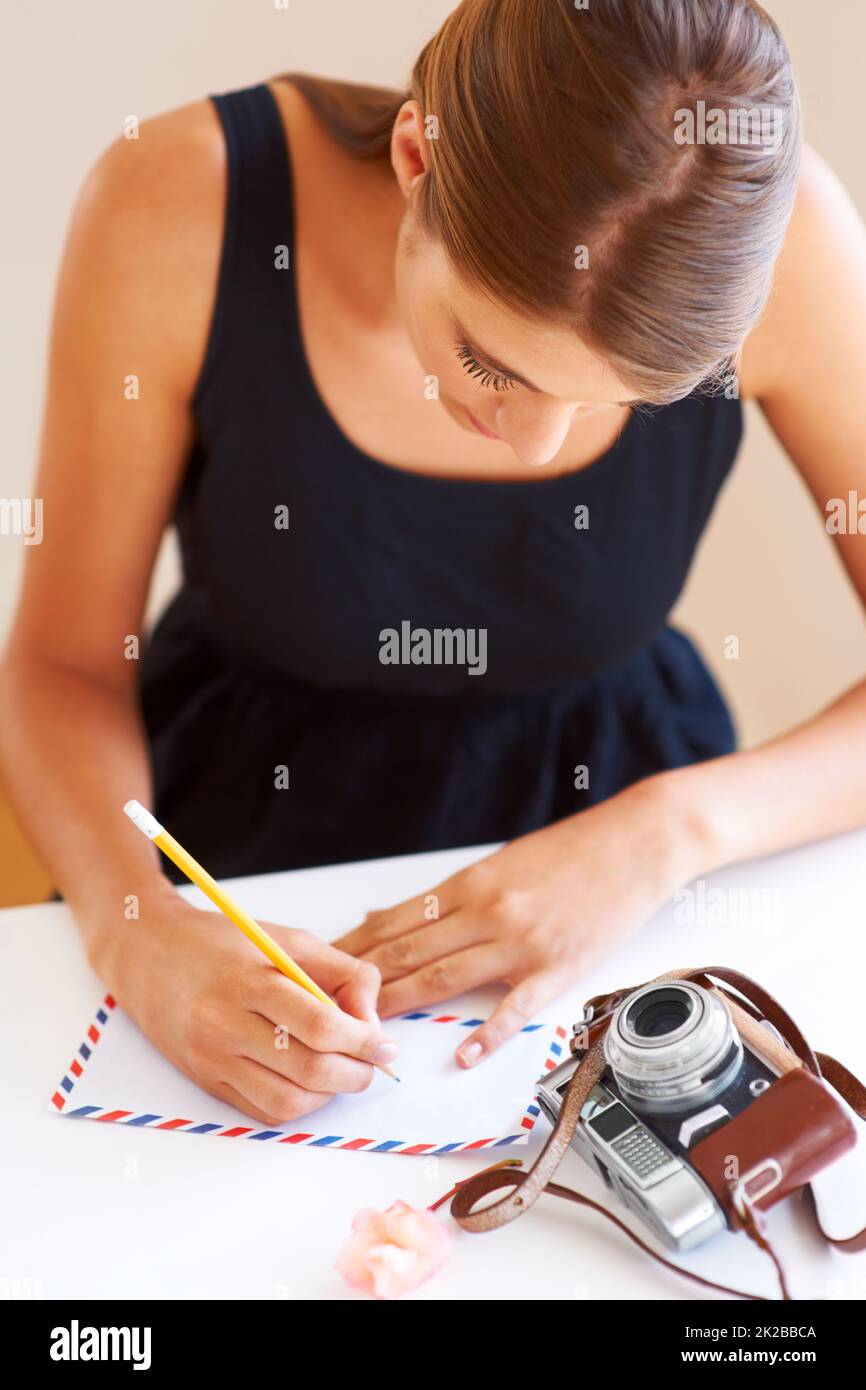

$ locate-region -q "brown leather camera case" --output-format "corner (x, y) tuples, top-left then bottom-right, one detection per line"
(689, 1066), (857, 1231)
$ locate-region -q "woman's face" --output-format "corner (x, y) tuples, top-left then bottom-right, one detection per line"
(394, 235), (639, 467)
(390, 103), (639, 469)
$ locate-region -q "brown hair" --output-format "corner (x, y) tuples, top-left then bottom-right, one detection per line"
(279, 0), (801, 404)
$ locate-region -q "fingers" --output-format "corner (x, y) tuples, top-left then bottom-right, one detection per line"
(215, 1060), (332, 1127)
(249, 972), (397, 1067)
(454, 973), (555, 1069)
(333, 971), (381, 1028)
(360, 918), (488, 983)
(253, 925), (393, 1058)
(377, 943), (507, 1019)
(240, 1010), (376, 1095)
(332, 882), (457, 956)
(267, 925), (382, 1019)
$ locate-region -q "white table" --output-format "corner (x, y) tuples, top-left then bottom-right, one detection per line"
(3, 832), (866, 1301)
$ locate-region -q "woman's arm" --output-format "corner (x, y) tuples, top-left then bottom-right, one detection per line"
(0, 106), (391, 1117)
(336, 145), (866, 1060)
(675, 143), (866, 870)
(0, 103), (223, 965)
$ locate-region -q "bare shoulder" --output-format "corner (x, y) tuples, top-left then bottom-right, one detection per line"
(59, 97), (228, 399)
(83, 98), (226, 209)
(740, 143), (866, 400)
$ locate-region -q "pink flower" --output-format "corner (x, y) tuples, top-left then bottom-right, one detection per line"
(336, 1200), (452, 1299)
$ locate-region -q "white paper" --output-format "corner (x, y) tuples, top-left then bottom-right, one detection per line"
(51, 995), (566, 1155)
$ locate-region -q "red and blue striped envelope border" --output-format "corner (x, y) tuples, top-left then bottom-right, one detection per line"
(50, 993), (568, 1155)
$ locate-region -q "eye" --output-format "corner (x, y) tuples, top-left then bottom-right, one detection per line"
(456, 341), (517, 392)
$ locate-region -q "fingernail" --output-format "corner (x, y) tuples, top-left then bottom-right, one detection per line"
(373, 1040), (400, 1064)
(457, 1041), (483, 1067)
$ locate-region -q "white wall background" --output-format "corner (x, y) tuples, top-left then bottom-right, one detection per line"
(2, 0), (865, 747)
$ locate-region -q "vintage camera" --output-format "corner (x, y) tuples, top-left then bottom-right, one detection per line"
(535, 980), (788, 1253)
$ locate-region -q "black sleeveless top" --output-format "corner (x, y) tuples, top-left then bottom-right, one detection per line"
(139, 83), (742, 883)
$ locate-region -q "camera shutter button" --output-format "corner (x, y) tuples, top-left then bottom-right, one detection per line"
(678, 1104), (730, 1149)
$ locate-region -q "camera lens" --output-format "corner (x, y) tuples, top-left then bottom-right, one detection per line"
(627, 987), (693, 1039)
(604, 982), (742, 1114)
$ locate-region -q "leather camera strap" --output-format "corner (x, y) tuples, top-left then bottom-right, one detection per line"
(450, 965), (866, 1299)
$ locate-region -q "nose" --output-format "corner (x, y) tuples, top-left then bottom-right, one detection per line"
(493, 398), (580, 468)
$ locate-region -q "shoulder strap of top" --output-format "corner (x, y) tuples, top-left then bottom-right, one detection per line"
(193, 82), (297, 408)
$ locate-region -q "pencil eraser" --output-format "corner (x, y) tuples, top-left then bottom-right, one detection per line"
(123, 800), (163, 839)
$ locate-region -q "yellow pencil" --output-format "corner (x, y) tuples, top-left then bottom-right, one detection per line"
(123, 800), (398, 1080)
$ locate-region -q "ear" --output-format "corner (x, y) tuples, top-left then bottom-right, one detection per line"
(391, 100), (430, 200)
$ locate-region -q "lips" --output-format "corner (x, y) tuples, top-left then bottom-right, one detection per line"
(465, 408), (502, 441)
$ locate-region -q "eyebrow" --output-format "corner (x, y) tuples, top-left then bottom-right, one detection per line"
(451, 314), (642, 406)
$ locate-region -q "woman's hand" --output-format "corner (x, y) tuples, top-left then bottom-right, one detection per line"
(102, 893), (399, 1124)
(334, 776), (699, 1068)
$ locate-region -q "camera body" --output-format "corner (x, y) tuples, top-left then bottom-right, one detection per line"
(535, 981), (782, 1252)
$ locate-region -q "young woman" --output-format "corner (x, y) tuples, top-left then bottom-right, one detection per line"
(3, 0), (866, 1125)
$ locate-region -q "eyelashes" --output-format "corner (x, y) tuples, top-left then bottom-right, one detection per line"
(453, 339), (644, 412)
(455, 341), (517, 392)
